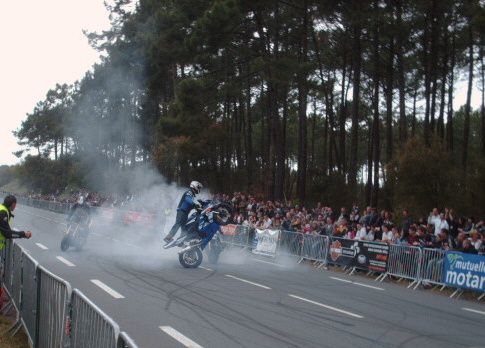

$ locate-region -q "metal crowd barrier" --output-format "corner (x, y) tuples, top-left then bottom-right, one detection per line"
(118, 331), (139, 348)
(15, 196), (73, 215)
(36, 265), (72, 348)
(3, 239), (14, 298)
(20, 251), (39, 347)
(419, 248), (446, 288)
(277, 230), (304, 258)
(300, 234), (329, 263)
(380, 244), (422, 288)
(70, 289), (120, 348)
(221, 225), (252, 248)
(0, 240), (139, 348)
(12, 242), (23, 310)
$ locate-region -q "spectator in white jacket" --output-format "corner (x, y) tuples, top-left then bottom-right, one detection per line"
(355, 223), (367, 240)
(427, 208), (441, 236)
(381, 224), (394, 243)
(433, 213), (449, 237)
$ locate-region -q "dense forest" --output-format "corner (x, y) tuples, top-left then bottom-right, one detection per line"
(9, 0), (485, 215)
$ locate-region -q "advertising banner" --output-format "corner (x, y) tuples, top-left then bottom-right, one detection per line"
(443, 252), (485, 293)
(327, 237), (389, 272)
(221, 224), (238, 235)
(252, 229), (280, 257)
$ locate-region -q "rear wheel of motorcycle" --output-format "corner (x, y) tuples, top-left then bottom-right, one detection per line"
(60, 235), (70, 251)
(179, 248), (203, 268)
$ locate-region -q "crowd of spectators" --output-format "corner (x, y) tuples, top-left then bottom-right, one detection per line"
(215, 192), (485, 256)
(7, 189), (485, 255)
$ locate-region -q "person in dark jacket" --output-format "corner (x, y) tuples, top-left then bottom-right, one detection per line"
(461, 239), (478, 254)
(163, 181), (203, 243)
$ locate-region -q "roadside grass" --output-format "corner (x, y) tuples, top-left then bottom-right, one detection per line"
(0, 314), (29, 348)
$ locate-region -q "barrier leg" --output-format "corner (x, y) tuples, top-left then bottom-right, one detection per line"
(377, 273), (387, 282)
(8, 319), (22, 337)
(478, 293), (484, 301)
(450, 289), (460, 298)
(1, 301), (13, 315)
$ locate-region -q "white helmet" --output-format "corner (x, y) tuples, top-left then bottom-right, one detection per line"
(190, 181), (203, 194)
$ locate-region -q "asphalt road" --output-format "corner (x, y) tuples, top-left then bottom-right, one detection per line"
(9, 203), (485, 348)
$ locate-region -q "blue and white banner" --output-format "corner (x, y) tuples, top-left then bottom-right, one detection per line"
(443, 252), (485, 293)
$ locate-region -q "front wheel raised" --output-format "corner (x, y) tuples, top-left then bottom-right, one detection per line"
(179, 247), (203, 268)
(60, 235), (71, 251)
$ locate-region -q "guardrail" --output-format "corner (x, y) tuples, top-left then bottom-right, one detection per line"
(0, 240), (138, 348)
(15, 196), (73, 215)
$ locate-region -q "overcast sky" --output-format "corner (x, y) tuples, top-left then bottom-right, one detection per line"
(0, 1), (482, 166)
(0, 0), (110, 165)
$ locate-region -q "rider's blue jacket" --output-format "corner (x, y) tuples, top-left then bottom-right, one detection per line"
(177, 189), (197, 213)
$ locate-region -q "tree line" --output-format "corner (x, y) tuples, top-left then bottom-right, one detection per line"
(12, 0), (485, 216)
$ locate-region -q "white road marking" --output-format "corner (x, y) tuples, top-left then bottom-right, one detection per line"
(159, 326), (203, 348)
(225, 275), (271, 290)
(56, 256), (75, 267)
(91, 279), (125, 299)
(288, 294), (364, 319)
(353, 282), (385, 291)
(199, 266), (213, 271)
(330, 276), (352, 283)
(330, 276), (384, 291)
(462, 307), (485, 316)
(35, 243), (49, 250)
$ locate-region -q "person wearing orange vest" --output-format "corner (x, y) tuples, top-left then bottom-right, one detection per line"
(0, 195), (32, 249)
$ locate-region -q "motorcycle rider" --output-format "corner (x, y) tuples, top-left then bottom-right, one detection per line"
(163, 181), (203, 243)
(67, 194), (92, 227)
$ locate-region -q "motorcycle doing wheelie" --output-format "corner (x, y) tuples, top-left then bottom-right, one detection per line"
(163, 200), (231, 268)
(60, 203), (91, 251)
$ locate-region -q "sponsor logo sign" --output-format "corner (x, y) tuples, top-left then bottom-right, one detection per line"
(443, 252), (485, 292)
(253, 229), (280, 257)
(327, 237), (389, 272)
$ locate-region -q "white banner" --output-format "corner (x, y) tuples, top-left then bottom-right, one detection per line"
(252, 229), (280, 257)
